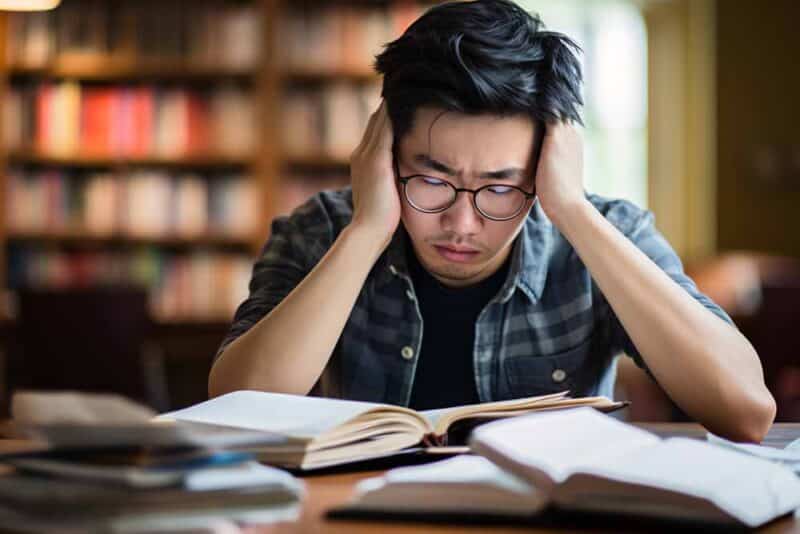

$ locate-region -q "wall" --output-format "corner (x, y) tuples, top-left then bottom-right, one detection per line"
(717, 0), (800, 256)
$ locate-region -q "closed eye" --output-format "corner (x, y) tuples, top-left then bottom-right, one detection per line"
(486, 185), (514, 194)
(422, 176), (448, 186)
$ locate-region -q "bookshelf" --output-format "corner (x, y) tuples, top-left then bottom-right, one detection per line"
(0, 0), (426, 325)
(0, 0), (277, 324)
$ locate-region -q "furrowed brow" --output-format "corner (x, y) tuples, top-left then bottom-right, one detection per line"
(479, 167), (525, 180)
(413, 154), (525, 180)
(413, 154), (457, 176)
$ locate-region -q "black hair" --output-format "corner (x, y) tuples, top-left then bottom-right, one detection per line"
(374, 0), (583, 149)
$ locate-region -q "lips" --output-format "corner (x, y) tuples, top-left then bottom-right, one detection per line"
(433, 244), (481, 263)
(437, 245), (479, 253)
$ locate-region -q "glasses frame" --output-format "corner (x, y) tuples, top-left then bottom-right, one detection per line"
(394, 160), (536, 222)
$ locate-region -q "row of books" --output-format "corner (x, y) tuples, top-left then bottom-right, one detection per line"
(6, 0), (260, 70)
(4, 82), (255, 158)
(284, 83), (381, 161)
(6, 169), (258, 240)
(280, 2), (423, 74)
(7, 247), (253, 321)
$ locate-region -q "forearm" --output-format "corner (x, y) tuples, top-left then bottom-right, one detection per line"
(554, 199), (775, 442)
(209, 223), (386, 397)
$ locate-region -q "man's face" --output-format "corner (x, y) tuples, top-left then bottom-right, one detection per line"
(397, 108), (538, 288)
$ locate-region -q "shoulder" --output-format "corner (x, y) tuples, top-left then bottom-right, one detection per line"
(584, 193), (653, 237)
(271, 187), (354, 242)
(279, 187), (354, 233)
(263, 187), (353, 263)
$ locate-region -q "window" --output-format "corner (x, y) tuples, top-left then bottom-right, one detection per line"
(519, 0), (648, 207)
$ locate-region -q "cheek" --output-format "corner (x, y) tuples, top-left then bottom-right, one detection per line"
(485, 220), (522, 250)
(401, 203), (435, 236)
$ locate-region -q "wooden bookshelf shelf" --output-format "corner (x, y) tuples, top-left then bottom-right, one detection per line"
(285, 68), (380, 84)
(6, 230), (254, 249)
(7, 62), (256, 82)
(286, 155), (351, 169)
(7, 151), (253, 169)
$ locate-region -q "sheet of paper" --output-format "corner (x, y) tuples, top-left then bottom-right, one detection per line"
(352, 455), (547, 514)
(184, 461), (303, 493)
(381, 455), (532, 491)
(707, 433), (800, 472)
(588, 437), (800, 528)
(471, 408), (659, 483)
(161, 390), (388, 439)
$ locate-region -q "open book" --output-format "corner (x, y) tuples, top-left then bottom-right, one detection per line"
(161, 390), (626, 470)
(341, 408), (800, 528)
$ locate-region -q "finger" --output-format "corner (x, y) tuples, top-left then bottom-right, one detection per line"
(361, 101), (385, 145)
(370, 101), (393, 152)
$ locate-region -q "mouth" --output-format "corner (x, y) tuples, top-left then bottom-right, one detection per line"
(433, 244), (481, 263)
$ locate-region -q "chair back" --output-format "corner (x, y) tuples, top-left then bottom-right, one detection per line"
(12, 287), (154, 405)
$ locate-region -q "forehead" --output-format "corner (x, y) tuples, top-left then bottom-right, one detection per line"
(399, 108), (537, 169)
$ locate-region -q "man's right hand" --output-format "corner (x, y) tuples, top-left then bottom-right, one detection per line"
(211, 101), (404, 398)
(349, 100), (402, 250)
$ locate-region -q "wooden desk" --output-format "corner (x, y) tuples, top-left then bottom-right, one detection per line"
(263, 423), (800, 534)
(0, 423), (798, 532)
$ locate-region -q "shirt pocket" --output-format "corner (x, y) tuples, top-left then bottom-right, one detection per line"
(502, 340), (591, 399)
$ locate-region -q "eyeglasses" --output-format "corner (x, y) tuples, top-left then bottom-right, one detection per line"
(395, 161), (536, 221)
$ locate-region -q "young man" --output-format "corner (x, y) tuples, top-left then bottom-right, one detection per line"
(209, 0), (775, 442)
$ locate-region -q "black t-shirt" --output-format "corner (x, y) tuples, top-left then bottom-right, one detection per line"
(407, 244), (510, 410)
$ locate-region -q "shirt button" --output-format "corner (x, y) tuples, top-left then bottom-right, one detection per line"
(405, 289), (415, 301)
(401, 346), (415, 360)
(551, 369), (567, 383)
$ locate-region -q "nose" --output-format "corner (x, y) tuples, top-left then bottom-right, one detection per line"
(441, 190), (483, 236)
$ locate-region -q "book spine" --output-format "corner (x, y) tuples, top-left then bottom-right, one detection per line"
(14, 83), (255, 159)
(6, 168), (255, 239)
(6, 245), (252, 321)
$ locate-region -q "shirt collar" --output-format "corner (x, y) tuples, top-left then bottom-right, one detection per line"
(501, 200), (553, 303)
(374, 201), (552, 302)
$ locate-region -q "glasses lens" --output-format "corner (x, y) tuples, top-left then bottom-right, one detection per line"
(405, 176), (455, 211)
(475, 186), (527, 219)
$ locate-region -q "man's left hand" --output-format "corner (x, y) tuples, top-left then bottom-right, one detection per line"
(533, 121), (587, 227)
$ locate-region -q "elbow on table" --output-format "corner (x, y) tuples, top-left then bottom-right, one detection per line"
(726, 388), (777, 443)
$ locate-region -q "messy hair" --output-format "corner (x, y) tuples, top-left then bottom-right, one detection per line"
(375, 0), (583, 147)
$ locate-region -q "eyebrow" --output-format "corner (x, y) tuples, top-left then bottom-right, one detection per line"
(412, 154), (525, 180)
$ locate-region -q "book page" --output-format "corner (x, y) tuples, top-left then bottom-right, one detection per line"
(471, 408), (659, 485)
(575, 437), (800, 528)
(421, 393), (627, 436)
(161, 390), (396, 440)
(351, 455), (548, 514)
(420, 391), (570, 433)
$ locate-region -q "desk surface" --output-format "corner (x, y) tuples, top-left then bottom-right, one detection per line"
(263, 423), (800, 534)
(1, 423), (798, 533)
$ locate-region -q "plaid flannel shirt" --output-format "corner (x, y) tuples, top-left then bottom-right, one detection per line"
(217, 187), (732, 406)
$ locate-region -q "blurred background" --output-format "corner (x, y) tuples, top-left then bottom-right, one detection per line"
(0, 0), (796, 422)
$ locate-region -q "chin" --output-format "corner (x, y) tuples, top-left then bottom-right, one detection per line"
(428, 261), (489, 284)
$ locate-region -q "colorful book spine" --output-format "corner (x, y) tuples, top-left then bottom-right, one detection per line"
(6, 83), (254, 159)
(5, 168), (256, 239)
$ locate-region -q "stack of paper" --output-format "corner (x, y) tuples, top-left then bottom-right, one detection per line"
(707, 432), (800, 474)
(2, 392), (304, 532)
